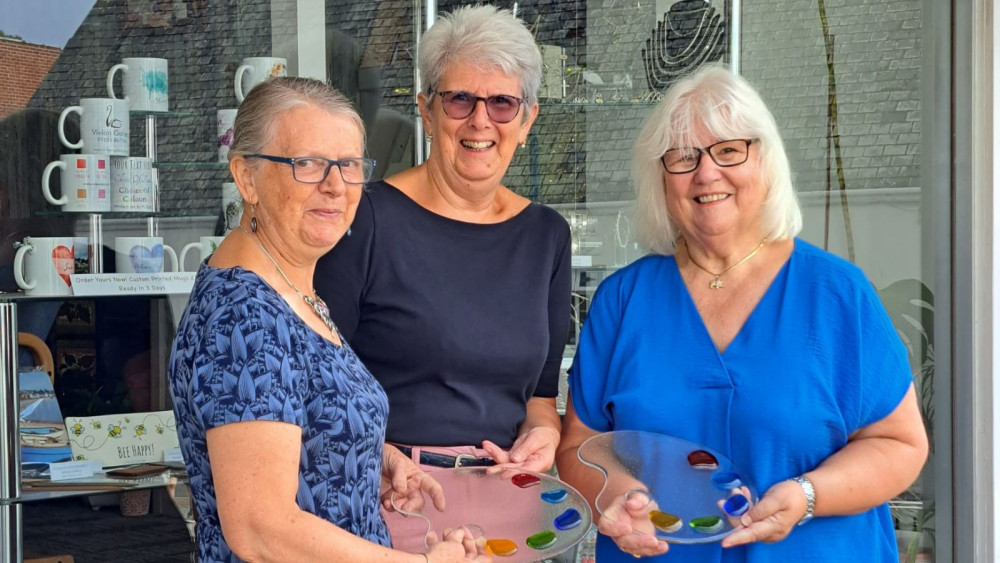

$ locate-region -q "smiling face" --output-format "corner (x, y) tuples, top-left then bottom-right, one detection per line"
(662, 126), (767, 245)
(419, 64), (538, 190)
(235, 104), (363, 258)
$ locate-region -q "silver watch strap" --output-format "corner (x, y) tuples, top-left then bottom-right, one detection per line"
(792, 475), (815, 525)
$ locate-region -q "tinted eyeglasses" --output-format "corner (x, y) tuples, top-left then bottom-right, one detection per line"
(433, 90), (524, 123)
(245, 154), (376, 184)
(660, 139), (757, 174)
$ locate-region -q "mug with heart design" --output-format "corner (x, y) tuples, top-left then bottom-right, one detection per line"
(114, 237), (178, 274)
(179, 236), (225, 271)
(13, 237), (76, 296)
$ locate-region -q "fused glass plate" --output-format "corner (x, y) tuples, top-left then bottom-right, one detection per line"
(577, 430), (758, 545)
(391, 467), (591, 562)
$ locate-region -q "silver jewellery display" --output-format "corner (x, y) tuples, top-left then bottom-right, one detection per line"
(642, 0), (727, 96)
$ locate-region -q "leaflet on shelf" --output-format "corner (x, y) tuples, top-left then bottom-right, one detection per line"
(70, 272), (195, 295)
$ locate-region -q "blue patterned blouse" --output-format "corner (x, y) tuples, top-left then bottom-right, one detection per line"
(169, 265), (391, 562)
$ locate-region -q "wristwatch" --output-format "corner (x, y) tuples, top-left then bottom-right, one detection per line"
(791, 476), (815, 525)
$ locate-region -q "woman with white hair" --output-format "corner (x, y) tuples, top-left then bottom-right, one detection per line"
(555, 65), (928, 561)
(315, 4), (570, 552)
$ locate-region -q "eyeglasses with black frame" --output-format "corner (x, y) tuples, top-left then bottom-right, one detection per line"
(660, 139), (757, 174)
(245, 154), (376, 184)
(432, 90), (524, 123)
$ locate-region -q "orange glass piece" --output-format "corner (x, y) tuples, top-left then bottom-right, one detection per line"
(486, 538), (518, 557)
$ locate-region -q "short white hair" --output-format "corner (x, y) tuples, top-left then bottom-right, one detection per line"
(633, 64), (802, 255)
(418, 4), (542, 109)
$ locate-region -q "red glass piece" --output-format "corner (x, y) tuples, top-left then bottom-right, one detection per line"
(512, 473), (541, 488)
(686, 449), (719, 470)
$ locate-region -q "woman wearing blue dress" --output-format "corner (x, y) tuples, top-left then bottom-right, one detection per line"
(555, 65), (928, 562)
(169, 78), (485, 562)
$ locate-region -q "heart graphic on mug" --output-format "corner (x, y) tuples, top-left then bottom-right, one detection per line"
(51, 245), (74, 287)
(129, 244), (164, 273)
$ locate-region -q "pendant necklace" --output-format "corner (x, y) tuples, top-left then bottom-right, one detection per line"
(238, 225), (337, 336)
(683, 237), (768, 290)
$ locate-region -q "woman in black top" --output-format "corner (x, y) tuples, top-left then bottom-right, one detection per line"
(315, 4), (571, 552)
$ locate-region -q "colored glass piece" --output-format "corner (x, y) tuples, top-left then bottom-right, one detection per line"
(649, 510), (682, 533)
(554, 508), (583, 530)
(690, 516), (724, 533)
(687, 449), (719, 470)
(723, 494), (751, 517)
(526, 530), (558, 550)
(711, 471), (742, 490)
(541, 488), (568, 503)
(486, 538), (518, 557)
(512, 473), (541, 488)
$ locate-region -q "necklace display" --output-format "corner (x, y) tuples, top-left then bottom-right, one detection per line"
(683, 238), (768, 290)
(238, 225), (337, 335)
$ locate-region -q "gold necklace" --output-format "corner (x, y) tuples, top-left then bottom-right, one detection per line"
(683, 237), (768, 290)
(238, 225), (337, 335)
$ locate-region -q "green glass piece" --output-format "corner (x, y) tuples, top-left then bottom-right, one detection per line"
(526, 530), (558, 550)
(690, 515), (723, 533)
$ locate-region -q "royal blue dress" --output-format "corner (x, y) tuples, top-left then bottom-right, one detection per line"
(570, 239), (911, 562)
(169, 265), (391, 562)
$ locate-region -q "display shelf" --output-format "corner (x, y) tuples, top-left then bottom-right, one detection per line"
(19, 467), (186, 504)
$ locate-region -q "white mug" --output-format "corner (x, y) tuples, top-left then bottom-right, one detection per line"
(115, 237), (178, 274)
(217, 109), (238, 162)
(110, 156), (156, 213)
(41, 154), (112, 212)
(13, 237), (76, 296)
(234, 57), (287, 103)
(179, 236), (225, 271)
(222, 182), (243, 233)
(107, 57), (169, 113)
(58, 98), (130, 156)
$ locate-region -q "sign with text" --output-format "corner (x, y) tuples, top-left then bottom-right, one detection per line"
(65, 411), (179, 469)
(70, 272), (195, 296)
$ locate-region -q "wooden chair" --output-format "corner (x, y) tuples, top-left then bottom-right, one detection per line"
(17, 332), (55, 385)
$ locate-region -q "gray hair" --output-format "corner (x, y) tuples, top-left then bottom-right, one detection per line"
(633, 64), (802, 255)
(418, 4), (543, 110)
(229, 77), (365, 163)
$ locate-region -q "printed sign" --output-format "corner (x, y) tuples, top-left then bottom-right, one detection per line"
(65, 410), (179, 469)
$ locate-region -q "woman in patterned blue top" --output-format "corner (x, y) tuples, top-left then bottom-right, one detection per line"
(169, 78), (486, 563)
(554, 65), (929, 562)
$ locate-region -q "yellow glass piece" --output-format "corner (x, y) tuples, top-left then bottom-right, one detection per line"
(649, 509), (682, 533)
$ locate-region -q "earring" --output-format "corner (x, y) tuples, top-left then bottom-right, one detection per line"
(250, 203), (258, 233)
(426, 133), (433, 142)
(519, 140), (527, 148)
(346, 227), (352, 237)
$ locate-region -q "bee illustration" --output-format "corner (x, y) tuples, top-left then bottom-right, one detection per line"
(92, 421), (102, 429)
(75, 455), (86, 461)
(134, 424), (146, 437)
(108, 425), (122, 438)
(71, 423), (84, 436)
(156, 425), (165, 435)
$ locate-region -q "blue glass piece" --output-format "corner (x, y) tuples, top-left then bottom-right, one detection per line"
(541, 489), (568, 503)
(722, 494), (750, 517)
(554, 508), (583, 530)
(711, 471), (742, 491)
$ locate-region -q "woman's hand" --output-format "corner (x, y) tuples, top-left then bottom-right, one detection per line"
(481, 425), (560, 473)
(425, 527), (492, 562)
(721, 479), (807, 548)
(597, 490), (669, 558)
(381, 446), (446, 514)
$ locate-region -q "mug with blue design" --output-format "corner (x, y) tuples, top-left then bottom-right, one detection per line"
(107, 58), (169, 113)
(114, 236), (178, 274)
